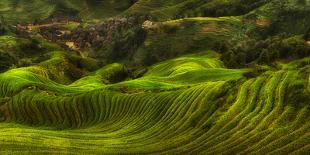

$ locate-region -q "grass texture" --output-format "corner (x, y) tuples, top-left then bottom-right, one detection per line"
(0, 1), (309, 154)
(0, 49), (309, 154)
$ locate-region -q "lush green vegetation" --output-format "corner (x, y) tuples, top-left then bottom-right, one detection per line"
(0, 0), (309, 154)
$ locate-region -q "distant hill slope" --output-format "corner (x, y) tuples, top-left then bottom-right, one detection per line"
(0, 0), (292, 22)
(0, 0), (135, 22)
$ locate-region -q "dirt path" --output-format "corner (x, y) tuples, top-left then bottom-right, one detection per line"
(19, 21), (80, 31)
(18, 22), (65, 31)
(29, 23), (63, 29)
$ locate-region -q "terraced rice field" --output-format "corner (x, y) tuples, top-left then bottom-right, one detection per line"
(0, 50), (309, 154)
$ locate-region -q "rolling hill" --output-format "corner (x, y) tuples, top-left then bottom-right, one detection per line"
(0, 0), (309, 154)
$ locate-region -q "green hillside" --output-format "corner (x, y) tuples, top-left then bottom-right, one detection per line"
(0, 0), (309, 154)
(0, 0), (134, 23)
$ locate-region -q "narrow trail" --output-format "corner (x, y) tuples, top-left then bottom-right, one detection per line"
(19, 22), (68, 30)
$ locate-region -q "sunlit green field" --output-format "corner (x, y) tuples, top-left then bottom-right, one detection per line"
(0, 48), (309, 154)
(0, 0), (309, 154)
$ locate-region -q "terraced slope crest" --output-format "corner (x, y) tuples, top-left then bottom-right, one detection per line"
(0, 49), (309, 154)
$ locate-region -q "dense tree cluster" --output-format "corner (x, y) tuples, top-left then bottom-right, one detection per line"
(0, 16), (7, 35)
(0, 50), (17, 71)
(0, 37), (47, 72)
(69, 16), (147, 64)
(222, 35), (310, 68)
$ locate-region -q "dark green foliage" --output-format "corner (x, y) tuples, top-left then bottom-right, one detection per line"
(280, 36), (310, 58)
(223, 35), (310, 68)
(69, 16), (147, 65)
(222, 39), (258, 68)
(0, 50), (17, 71)
(286, 80), (310, 108)
(50, 1), (79, 18)
(304, 28), (310, 40)
(257, 36), (310, 63)
(19, 39), (43, 53)
(130, 67), (148, 79)
(261, 0), (310, 35)
(159, 23), (179, 34)
(243, 65), (269, 79)
(17, 58), (33, 67)
(201, 0), (267, 17)
(172, 0), (268, 19)
(0, 17), (7, 35)
(297, 0), (306, 5)
(109, 28), (147, 61)
(66, 54), (102, 80)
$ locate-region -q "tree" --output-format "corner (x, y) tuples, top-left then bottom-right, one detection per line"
(304, 28), (310, 41)
(297, 0), (306, 5)
(0, 50), (17, 71)
(0, 16), (7, 35)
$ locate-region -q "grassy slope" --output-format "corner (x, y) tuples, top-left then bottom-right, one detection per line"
(131, 16), (255, 66)
(0, 0), (133, 23)
(0, 48), (309, 154)
(0, 0), (270, 22)
(0, 0), (55, 23)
